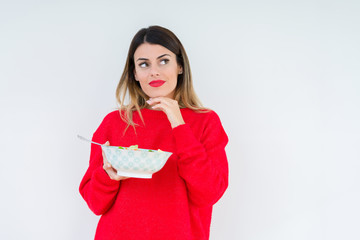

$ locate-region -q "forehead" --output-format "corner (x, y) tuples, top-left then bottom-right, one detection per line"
(134, 43), (174, 59)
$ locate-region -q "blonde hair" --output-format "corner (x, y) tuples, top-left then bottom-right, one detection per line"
(116, 26), (206, 130)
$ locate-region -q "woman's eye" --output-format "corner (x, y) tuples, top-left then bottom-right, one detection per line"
(139, 62), (148, 68)
(160, 59), (169, 65)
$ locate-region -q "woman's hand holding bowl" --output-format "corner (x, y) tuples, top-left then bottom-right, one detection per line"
(102, 141), (129, 181)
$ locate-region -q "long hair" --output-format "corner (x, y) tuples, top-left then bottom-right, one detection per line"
(116, 25), (205, 129)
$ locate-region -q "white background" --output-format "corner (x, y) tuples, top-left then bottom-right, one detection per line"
(1, 0), (359, 239)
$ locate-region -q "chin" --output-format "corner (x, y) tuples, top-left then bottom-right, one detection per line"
(146, 91), (174, 99)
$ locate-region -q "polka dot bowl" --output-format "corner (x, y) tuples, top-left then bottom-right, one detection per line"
(101, 146), (172, 179)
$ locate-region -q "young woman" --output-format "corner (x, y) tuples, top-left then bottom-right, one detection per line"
(79, 25), (229, 240)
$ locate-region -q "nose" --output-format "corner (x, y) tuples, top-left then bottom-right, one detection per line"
(149, 65), (160, 77)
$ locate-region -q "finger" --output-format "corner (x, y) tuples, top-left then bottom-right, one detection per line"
(103, 162), (117, 176)
(101, 141), (110, 164)
(104, 164), (129, 181)
(147, 97), (170, 106)
(112, 175), (130, 181)
(102, 149), (108, 164)
(103, 163), (117, 178)
(108, 171), (118, 180)
(148, 96), (163, 102)
(146, 98), (158, 106)
(151, 103), (168, 111)
(103, 162), (112, 170)
(103, 162), (113, 174)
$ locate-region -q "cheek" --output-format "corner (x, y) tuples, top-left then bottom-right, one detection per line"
(135, 71), (147, 82)
(137, 80), (148, 91)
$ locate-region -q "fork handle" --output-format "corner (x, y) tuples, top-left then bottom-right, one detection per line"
(77, 135), (103, 146)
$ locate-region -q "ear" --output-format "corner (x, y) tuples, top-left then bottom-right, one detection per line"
(178, 66), (183, 74)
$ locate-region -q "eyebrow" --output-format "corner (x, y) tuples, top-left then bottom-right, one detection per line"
(136, 54), (171, 62)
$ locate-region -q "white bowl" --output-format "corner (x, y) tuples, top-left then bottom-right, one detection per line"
(101, 146), (172, 179)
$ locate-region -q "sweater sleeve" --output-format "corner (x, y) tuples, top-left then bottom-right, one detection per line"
(79, 116), (121, 215)
(172, 111), (229, 207)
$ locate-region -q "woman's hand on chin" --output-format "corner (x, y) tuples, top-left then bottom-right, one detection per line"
(146, 97), (185, 128)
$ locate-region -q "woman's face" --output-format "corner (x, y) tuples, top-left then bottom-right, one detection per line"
(134, 43), (182, 99)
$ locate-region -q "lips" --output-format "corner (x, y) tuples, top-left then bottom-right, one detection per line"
(149, 80), (165, 87)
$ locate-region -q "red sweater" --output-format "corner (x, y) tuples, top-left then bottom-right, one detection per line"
(79, 108), (229, 240)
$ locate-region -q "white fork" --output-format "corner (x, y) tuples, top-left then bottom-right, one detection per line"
(77, 135), (104, 146)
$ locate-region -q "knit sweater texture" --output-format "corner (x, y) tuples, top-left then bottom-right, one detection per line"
(79, 108), (229, 240)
